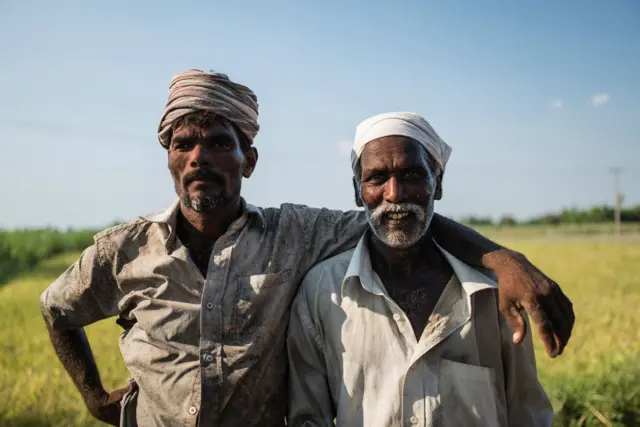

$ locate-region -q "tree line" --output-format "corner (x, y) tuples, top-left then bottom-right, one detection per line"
(461, 204), (640, 227)
(0, 229), (95, 286)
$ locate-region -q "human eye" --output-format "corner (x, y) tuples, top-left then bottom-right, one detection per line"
(368, 172), (387, 184)
(211, 138), (234, 150)
(404, 168), (427, 180)
(172, 140), (193, 151)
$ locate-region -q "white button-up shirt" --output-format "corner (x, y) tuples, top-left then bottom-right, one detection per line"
(287, 234), (553, 427)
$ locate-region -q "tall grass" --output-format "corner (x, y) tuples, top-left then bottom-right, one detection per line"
(507, 240), (640, 426)
(0, 233), (639, 426)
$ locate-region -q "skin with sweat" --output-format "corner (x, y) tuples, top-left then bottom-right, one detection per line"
(168, 117), (258, 275)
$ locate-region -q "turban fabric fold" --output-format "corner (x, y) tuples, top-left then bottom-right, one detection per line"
(351, 112), (452, 174)
(157, 69), (259, 149)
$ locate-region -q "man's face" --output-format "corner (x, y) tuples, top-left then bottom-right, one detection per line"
(168, 118), (255, 213)
(357, 136), (442, 249)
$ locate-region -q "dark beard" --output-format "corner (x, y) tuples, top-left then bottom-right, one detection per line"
(181, 194), (226, 213)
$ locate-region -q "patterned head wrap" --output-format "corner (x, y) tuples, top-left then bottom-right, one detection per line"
(157, 69), (259, 148)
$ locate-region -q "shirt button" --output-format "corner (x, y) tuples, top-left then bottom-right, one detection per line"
(203, 354), (214, 362)
(206, 302), (214, 310)
(188, 406), (198, 415)
(393, 313), (401, 321)
(410, 415), (418, 424)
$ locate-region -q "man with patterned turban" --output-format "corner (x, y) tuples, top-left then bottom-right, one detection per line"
(39, 70), (573, 427)
(287, 112), (553, 427)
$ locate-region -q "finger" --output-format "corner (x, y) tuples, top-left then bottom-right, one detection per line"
(541, 293), (567, 356)
(523, 297), (558, 358)
(552, 286), (576, 354)
(106, 387), (129, 405)
(499, 298), (526, 344)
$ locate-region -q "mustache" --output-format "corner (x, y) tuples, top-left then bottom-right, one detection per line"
(183, 169), (225, 187)
(368, 202), (427, 225)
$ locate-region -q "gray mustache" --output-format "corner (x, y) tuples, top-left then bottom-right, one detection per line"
(369, 202), (427, 225)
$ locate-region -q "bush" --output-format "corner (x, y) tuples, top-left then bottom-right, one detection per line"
(498, 215), (518, 227)
(0, 229), (96, 285)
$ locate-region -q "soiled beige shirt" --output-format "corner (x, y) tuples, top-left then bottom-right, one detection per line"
(40, 198), (367, 427)
(287, 234), (553, 427)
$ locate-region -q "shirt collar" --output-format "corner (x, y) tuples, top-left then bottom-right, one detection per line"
(341, 232), (497, 300)
(140, 197), (264, 253)
(144, 198), (181, 225)
(341, 232), (387, 298)
(435, 242), (498, 296)
(143, 197), (262, 224)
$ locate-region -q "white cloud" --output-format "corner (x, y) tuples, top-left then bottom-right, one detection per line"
(336, 140), (352, 156)
(590, 92), (611, 107)
(550, 99), (563, 110)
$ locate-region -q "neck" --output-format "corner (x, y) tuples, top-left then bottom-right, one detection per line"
(177, 196), (243, 246)
(368, 229), (441, 278)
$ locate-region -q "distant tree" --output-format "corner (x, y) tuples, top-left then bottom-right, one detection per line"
(498, 215), (518, 227)
(622, 205), (640, 222)
(460, 216), (494, 226)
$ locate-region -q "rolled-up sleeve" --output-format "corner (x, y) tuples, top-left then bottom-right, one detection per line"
(501, 313), (554, 426)
(287, 278), (335, 427)
(39, 237), (122, 331)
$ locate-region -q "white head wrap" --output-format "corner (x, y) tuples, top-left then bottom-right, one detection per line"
(351, 112), (452, 174)
(157, 69), (259, 149)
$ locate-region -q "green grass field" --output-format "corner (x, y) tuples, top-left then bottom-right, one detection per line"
(1, 236), (639, 426)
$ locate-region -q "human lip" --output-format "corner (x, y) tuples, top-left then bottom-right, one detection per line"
(385, 212), (411, 220)
(190, 178), (218, 186)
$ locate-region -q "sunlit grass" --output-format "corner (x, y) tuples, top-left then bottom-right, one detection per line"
(0, 253), (126, 427)
(1, 238), (639, 426)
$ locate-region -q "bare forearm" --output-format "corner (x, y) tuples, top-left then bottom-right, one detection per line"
(43, 316), (107, 404)
(430, 213), (510, 270)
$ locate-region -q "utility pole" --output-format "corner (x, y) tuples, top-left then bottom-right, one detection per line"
(609, 167), (623, 237)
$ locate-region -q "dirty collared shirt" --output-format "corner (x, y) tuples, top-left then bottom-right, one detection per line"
(39, 198), (368, 427)
(287, 235), (553, 427)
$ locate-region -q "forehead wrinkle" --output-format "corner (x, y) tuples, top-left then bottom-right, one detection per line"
(361, 137), (432, 173)
(173, 120), (238, 141)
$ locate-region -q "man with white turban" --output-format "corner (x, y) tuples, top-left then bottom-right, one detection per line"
(40, 71), (571, 427)
(287, 112), (553, 427)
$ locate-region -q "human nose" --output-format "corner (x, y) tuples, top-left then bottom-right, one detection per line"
(384, 176), (407, 203)
(189, 144), (211, 168)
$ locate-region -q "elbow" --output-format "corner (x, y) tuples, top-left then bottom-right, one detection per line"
(39, 290), (50, 320)
(39, 289), (58, 330)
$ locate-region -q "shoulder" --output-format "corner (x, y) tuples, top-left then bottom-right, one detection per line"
(93, 217), (149, 248)
(93, 206), (168, 255)
(298, 249), (355, 303)
(93, 217), (147, 241)
(279, 203), (354, 221)
(257, 204), (350, 235)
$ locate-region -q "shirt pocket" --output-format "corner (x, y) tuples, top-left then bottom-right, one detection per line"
(438, 359), (502, 427)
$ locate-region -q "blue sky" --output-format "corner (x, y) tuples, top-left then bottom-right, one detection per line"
(1, 0), (638, 228)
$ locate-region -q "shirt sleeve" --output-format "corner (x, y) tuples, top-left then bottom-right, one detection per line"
(287, 276), (336, 427)
(39, 236), (123, 331)
(500, 312), (554, 426)
(286, 205), (367, 273)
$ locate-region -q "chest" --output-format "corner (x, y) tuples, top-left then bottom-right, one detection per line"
(113, 226), (302, 347)
(327, 293), (507, 427)
(384, 272), (452, 339)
